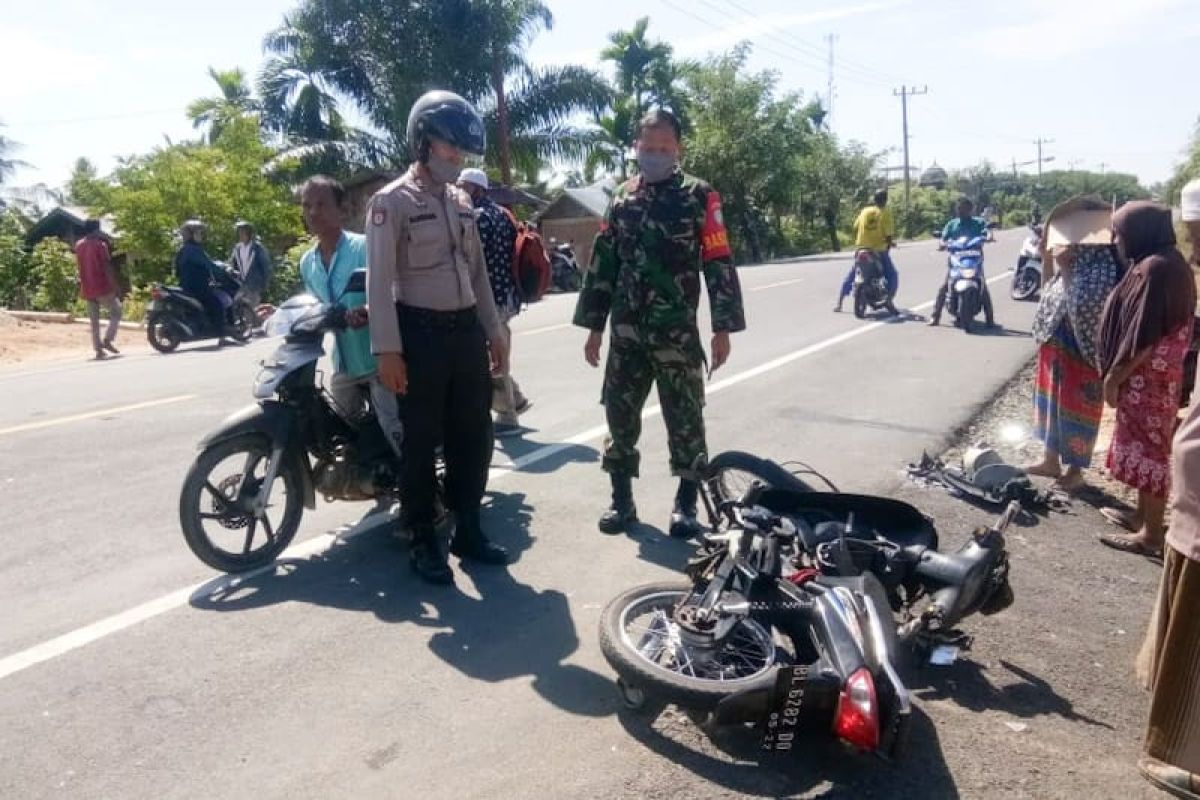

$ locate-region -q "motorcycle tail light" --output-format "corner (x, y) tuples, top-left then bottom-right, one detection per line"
(833, 667), (880, 752)
(151, 285), (165, 300)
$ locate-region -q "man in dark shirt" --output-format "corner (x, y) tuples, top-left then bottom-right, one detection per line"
(458, 168), (531, 438)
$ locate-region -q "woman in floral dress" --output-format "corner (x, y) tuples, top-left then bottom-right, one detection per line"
(1097, 201), (1197, 557)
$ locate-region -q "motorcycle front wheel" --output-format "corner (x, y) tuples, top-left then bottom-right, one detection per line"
(599, 582), (782, 711)
(706, 450), (814, 508)
(179, 434), (304, 572)
(227, 302), (255, 342)
(1011, 268), (1040, 301)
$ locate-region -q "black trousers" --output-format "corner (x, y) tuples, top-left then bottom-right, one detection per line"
(396, 304), (493, 529)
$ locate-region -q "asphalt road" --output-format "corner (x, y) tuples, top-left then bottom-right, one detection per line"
(0, 231), (1042, 799)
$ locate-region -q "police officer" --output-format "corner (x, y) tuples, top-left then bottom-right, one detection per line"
(574, 108), (746, 539)
(366, 90), (510, 585)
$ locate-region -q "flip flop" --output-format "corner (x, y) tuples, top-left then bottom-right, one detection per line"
(1139, 757), (1200, 800)
(1100, 507), (1139, 533)
(1098, 532), (1162, 560)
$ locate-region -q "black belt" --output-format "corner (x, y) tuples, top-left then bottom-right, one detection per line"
(397, 303), (479, 331)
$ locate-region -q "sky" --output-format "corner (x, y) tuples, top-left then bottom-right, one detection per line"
(3, 0), (1199, 194)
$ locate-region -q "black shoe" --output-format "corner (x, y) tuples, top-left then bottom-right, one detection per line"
(599, 472), (637, 534)
(669, 479), (704, 538)
(410, 531), (453, 584)
(927, 316), (940, 327)
(449, 535), (510, 565)
(102, 340), (120, 354)
(450, 512), (510, 565)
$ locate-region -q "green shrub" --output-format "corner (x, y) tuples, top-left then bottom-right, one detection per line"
(30, 239), (79, 312)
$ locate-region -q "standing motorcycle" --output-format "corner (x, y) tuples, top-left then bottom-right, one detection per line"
(599, 451), (1015, 758)
(1011, 224), (1044, 301)
(942, 235), (988, 333)
(178, 278), (414, 573)
(548, 239), (581, 293)
(146, 262), (254, 352)
(851, 249), (897, 318)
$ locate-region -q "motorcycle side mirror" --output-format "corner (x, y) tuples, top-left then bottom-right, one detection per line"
(345, 269), (367, 294)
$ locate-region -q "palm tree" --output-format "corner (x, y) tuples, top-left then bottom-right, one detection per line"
(0, 121), (30, 187)
(186, 67), (260, 143)
(601, 18), (675, 115)
(595, 18), (690, 178)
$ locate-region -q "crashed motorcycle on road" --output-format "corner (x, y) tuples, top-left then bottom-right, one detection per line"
(599, 452), (1015, 758)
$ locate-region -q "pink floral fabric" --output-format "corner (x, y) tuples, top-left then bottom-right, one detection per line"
(1107, 322), (1195, 497)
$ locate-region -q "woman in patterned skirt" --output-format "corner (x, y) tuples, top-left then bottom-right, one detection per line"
(1027, 198), (1122, 491)
(1097, 201), (1197, 557)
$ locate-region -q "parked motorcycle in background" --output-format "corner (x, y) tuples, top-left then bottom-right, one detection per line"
(146, 261), (254, 352)
(1010, 224), (1044, 301)
(548, 238), (581, 293)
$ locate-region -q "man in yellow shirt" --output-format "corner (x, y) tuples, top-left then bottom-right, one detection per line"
(835, 189), (898, 312)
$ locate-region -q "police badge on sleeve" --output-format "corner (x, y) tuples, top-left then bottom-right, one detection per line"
(372, 205), (387, 226)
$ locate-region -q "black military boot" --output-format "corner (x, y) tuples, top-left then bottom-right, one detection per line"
(669, 479), (704, 539)
(450, 510), (510, 565)
(410, 525), (453, 585)
(598, 473), (638, 534)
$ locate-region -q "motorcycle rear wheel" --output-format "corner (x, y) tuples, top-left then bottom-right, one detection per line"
(599, 582), (782, 711)
(180, 434), (304, 573)
(146, 311), (182, 353)
(853, 286), (868, 319)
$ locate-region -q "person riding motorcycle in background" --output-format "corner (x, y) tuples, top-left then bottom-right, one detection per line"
(835, 188), (898, 313)
(929, 197), (996, 328)
(174, 219), (231, 345)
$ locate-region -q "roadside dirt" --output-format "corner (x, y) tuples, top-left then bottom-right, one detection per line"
(0, 311), (150, 369)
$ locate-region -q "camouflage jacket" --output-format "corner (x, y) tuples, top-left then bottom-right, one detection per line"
(573, 170), (746, 355)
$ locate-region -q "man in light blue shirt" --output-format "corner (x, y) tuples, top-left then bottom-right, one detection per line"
(296, 176), (403, 457)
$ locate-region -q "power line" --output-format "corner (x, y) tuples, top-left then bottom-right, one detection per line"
(664, 0), (891, 90)
(719, 0), (894, 83)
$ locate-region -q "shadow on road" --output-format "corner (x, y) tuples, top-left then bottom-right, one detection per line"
(188, 489), (615, 719)
(617, 704), (960, 798)
(913, 658), (1112, 729)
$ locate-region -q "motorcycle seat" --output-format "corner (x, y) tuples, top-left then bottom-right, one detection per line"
(756, 488), (938, 551)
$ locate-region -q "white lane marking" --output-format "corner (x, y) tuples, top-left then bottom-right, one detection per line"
(518, 322), (574, 337)
(0, 395), (198, 437)
(750, 278), (806, 292)
(0, 271), (1014, 681)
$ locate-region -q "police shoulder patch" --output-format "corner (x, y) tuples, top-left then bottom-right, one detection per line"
(372, 206), (387, 226)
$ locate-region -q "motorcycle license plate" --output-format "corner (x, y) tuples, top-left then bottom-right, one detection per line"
(759, 664), (810, 752)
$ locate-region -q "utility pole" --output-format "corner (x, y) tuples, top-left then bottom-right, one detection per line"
(825, 34), (837, 129)
(1034, 137), (1055, 179)
(894, 85), (928, 236)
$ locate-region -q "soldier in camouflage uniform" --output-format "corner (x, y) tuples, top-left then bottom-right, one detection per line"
(574, 108), (746, 538)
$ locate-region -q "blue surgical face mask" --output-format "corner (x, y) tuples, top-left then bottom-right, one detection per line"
(637, 152), (677, 184)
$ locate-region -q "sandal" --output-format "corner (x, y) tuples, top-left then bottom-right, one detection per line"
(1139, 757), (1200, 800)
(1100, 507), (1139, 533)
(1098, 532), (1162, 560)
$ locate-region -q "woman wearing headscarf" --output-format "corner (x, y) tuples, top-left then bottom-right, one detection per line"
(1026, 197), (1123, 491)
(1097, 201), (1197, 557)
(1133, 178), (1200, 800)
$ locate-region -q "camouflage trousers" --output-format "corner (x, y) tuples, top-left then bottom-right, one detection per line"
(602, 340), (706, 478)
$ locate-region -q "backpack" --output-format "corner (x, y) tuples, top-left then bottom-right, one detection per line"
(501, 207), (551, 303)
